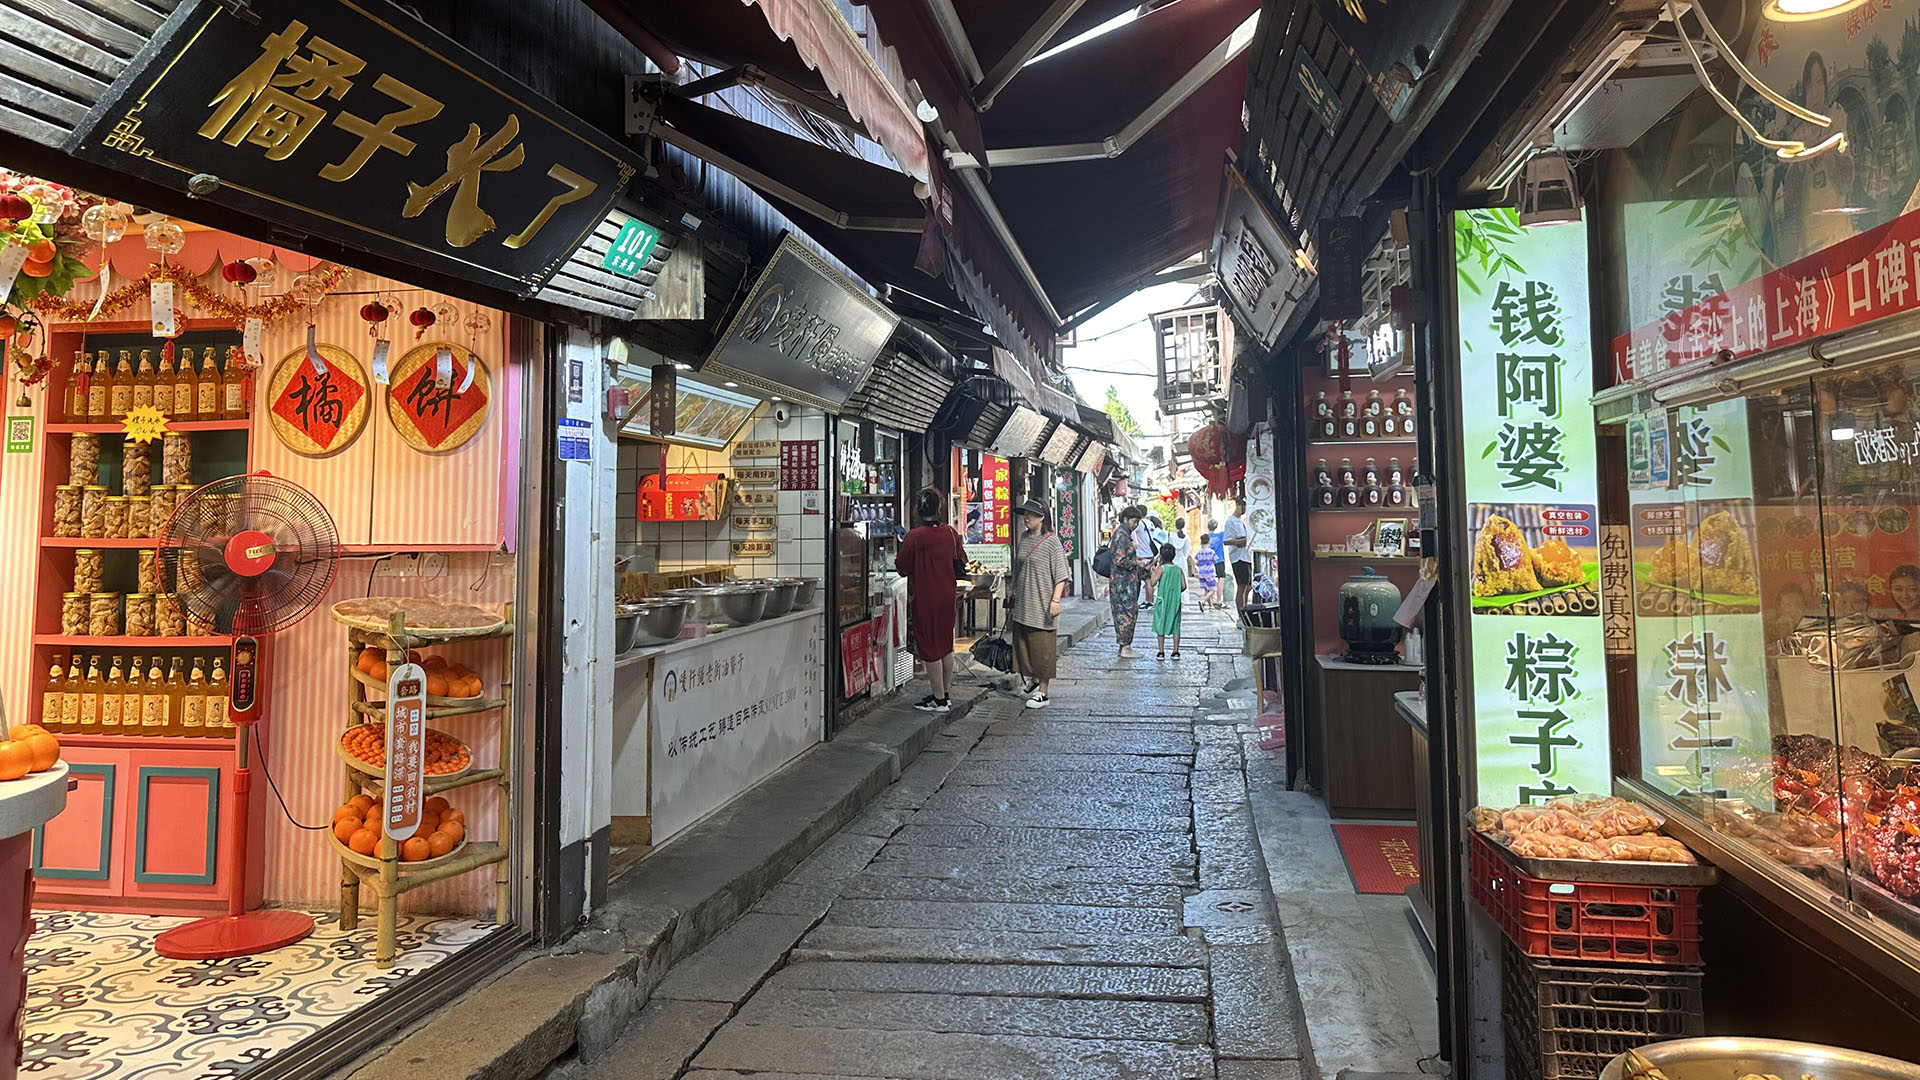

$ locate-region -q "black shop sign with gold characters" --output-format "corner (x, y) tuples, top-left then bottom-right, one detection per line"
(69, 0), (638, 296)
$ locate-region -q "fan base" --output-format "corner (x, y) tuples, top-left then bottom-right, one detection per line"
(154, 910), (316, 959)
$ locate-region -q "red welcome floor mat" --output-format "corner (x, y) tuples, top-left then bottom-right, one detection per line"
(1332, 823), (1421, 895)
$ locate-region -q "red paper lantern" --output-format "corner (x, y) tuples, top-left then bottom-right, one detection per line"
(221, 260), (257, 284)
(409, 307), (435, 328)
(1203, 465), (1234, 494)
(360, 301), (390, 323)
(0, 194), (32, 223)
(1189, 423), (1232, 472)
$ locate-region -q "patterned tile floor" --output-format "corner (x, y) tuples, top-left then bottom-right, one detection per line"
(24, 909), (493, 1079)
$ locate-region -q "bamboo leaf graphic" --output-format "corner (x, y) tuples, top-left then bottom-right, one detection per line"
(1482, 440), (1498, 459)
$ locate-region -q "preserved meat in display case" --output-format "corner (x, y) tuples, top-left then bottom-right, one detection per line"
(1606, 357), (1920, 971)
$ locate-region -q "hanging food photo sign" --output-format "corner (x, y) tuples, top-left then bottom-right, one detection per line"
(266, 342), (369, 457)
(387, 342), (491, 453)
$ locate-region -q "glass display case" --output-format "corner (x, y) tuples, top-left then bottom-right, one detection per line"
(1617, 359), (1920, 967)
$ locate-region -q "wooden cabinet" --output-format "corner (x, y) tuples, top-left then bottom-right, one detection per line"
(31, 740), (261, 913)
(1310, 655), (1421, 819)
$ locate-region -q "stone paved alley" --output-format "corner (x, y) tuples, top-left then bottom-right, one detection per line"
(583, 608), (1334, 1080)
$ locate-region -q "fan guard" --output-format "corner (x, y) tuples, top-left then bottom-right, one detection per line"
(158, 473), (341, 635)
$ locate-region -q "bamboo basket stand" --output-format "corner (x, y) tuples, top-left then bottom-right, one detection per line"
(335, 606), (514, 966)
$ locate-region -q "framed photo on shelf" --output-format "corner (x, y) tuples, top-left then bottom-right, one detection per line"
(1373, 518), (1408, 557)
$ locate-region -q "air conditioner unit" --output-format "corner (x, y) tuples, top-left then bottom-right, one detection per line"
(1473, 4), (1701, 191)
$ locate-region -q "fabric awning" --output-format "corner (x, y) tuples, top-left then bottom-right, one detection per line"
(609, 0), (929, 181)
(972, 0), (1257, 317)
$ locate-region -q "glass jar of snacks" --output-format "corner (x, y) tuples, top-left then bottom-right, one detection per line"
(88, 592), (120, 637)
(74, 548), (104, 594)
(155, 593), (186, 637)
(60, 592), (87, 636)
(149, 485), (178, 534)
(162, 433), (191, 486)
(122, 439), (152, 496)
(80, 485), (108, 537)
(53, 485), (81, 538)
(101, 494), (127, 539)
(126, 497), (150, 539)
(124, 593), (154, 637)
(68, 433), (99, 486)
(137, 549), (162, 594)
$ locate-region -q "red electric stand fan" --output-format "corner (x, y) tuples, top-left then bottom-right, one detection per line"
(154, 472), (341, 959)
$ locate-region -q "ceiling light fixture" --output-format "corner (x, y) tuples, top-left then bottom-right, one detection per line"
(1762, 0), (1873, 21)
(1667, 0), (1846, 161)
(723, 381), (739, 388)
(1516, 146), (1582, 227)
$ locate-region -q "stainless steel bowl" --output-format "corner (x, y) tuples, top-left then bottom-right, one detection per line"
(616, 597), (692, 650)
(1602, 1039), (1920, 1080)
(784, 577), (818, 608)
(665, 584), (770, 626)
(746, 578), (799, 617)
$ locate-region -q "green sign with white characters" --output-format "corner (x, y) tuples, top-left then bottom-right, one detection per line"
(1455, 208), (1611, 806)
(602, 218), (662, 278)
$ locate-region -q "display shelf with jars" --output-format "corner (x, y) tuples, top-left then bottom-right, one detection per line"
(27, 326), (249, 733)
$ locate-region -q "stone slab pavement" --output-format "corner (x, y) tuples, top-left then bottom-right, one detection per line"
(577, 606), (1316, 1080)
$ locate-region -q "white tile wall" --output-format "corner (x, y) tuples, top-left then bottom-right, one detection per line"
(613, 405), (833, 588)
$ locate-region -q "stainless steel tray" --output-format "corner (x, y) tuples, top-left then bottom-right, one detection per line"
(1474, 826), (1723, 886)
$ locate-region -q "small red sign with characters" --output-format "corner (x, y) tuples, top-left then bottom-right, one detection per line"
(638, 473), (729, 521)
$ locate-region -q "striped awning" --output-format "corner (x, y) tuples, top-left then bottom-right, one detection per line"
(842, 350), (954, 434)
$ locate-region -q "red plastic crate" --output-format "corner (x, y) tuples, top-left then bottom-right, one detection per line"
(1471, 832), (1703, 966)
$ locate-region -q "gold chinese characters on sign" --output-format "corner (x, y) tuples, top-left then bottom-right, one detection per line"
(78, 1), (638, 294)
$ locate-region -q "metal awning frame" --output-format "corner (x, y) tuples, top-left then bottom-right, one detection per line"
(944, 12), (1259, 170)
(673, 63), (862, 133)
(631, 91), (925, 234)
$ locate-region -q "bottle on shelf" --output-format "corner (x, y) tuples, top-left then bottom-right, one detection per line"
(1311, 458), (1334, 508)
(1363, 457), (1383, 507)
(174, 347), (198, 420)
(122, 656), (144, 735)
(182, 658), (208, 738)
(1395, 388), (1415, 439)
(1311, 391), (1332, 441)
(1337, 388), (1359, 439)
(74, 655), (104, 735)
(1361, 389), (1383, 438)
(1337, 457), (1360, 508)
(66, 351), (88, 423)
(87, 350), (110, 422)
(40, 662), (65, 733)
(197, 349), (221, 419)
(133, 348), (156, 412)
(110, 350), (134, 419)
(154, 349), (176, 418)
(1386, 457), (1407, 508)
(222, 348), (249, 420)
(100, 656), (126, 734)
(209, 657), (231, 739)
(60, 655), (82, 734)
(141, 656), (169, 733)
(1364, 388), (1383, 416)
(164, 658), (188, 737)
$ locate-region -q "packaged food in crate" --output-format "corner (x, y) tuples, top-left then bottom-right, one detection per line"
(1471, 830), (1711, 966)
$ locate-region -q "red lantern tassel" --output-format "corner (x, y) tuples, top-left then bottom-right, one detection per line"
(161, 339), (175, 367)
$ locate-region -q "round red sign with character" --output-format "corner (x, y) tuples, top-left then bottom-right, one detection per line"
(387, 342), (492, 454)
(267, 343), (370, 458)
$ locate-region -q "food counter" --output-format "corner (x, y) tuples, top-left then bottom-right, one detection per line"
(0, 763), (67, 1080)
(610, 608), (826, 846)
(1596, 344), (1920, 1041)
(1310, 655), (1422, 818)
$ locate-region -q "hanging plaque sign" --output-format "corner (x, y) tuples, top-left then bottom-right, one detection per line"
(730, 539), (775, 558)
(704, 233), (898, 409)
(734, 466), (779, 485)
(68, 0), (640, 297)
(1210, 163), (1304, 349)
(731, 513), (776, 532)
(266, 342), (370, 457)
(733, 439), (779, 459)
(735, 488), (776, 508)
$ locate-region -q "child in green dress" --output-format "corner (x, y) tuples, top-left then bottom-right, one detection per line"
(1150, 542), (1185, 659)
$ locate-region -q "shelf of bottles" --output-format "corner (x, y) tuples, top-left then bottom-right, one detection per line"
(38, 648), (237, 742)
(29, 329), (253, 730)
(1305, 384), (1418, 512)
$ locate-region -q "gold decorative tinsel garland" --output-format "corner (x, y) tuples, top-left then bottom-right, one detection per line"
(27, 261), (349, 327)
